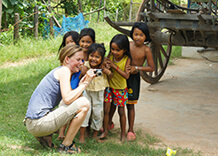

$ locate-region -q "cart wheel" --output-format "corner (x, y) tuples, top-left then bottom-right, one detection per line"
(140, 42), (172, 84)
(136, 0), (149, 21)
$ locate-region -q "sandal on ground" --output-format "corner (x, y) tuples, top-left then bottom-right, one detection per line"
(127, 132), (136, 142)
(35, 135), (55, 148)
(58, 141), (81, 154)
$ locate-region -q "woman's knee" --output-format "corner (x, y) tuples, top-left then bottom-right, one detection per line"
(78, 97), (90, 112)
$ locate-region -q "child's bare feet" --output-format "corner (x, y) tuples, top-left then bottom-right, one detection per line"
(79, 136), (85, 144)
(121, 136), (126, 143)
(57, 135), (65, 141)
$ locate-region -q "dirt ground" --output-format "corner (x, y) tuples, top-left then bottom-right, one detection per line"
(113, 58), (218, 155)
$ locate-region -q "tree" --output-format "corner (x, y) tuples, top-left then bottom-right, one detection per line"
(77, 0), (82, 12)
(0, 0), (2, 32)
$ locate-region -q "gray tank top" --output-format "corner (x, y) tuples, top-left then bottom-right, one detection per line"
(25, 66), (62, 119)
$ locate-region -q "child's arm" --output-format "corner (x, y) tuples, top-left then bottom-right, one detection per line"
(102, 67), (113, 79)
(140, 46), (155, 72)
(128, 46), (154, 74)
(110, 58), (131, 79)
(101, 58), (113, 79)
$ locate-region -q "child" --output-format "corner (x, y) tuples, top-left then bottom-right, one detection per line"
(79, 28), (95, 61)
(126, 22), (154, 141)
(58, 28), (96, 140)
(79, 43), (113, 143)
(58, 31), (80, 52)
(57, 30), (80, 140)
(105, 34), (131, 142)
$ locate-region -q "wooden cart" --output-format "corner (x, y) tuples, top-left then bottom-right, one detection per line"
(105, 0), (218, 84)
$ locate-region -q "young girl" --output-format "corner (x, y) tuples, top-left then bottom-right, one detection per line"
(104, 34), (131, 142)
(57, 28), (96, 140)
(57, 31), (80, 140)
(58, 31), (80, 52)
(24, 44), (95, 154)
(126, 22), (154, 141)
(79, 28), (95, 61)
(79, 43), (113, 143)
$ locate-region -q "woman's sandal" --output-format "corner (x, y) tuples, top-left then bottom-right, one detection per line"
(58, 141), (81, 154)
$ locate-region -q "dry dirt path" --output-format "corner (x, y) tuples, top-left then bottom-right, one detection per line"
(113, 58), (218, 155)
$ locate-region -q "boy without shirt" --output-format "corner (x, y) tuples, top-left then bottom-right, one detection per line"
(126, 22), (155, 141)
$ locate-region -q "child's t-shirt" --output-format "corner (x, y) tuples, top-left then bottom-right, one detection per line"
(108, 55), (128, 90)
(84, 61), (109, 91)
(70, 71), (81, 89)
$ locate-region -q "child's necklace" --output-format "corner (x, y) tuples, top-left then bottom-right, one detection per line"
(113, 56), (123, 63)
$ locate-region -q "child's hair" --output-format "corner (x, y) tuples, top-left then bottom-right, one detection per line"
(59, 44), (82, 65)
(109, 34), (131, 59)
(79, 28), (95, 43)
(58, 31), (80, 52)
(87, 43), (106, 66)
(130, 22), (152, 43)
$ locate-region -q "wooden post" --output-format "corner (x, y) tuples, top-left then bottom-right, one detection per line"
(48, 0), (54, 37)
(208, 0), (212, 15)
(150, 0), (155, 11)
(103, 0), (106, 22)
(0, 0), (2, 32)
(14, 13), (20, 41)
(115, 8), (118, 22)
(97, 0), (102, 23)
(215, 0), (217, 16)
(78, 0), (82, 13)
(129, 0), (133, 21)
(34, 6), (38, 39)
(90, 8), (92, 22)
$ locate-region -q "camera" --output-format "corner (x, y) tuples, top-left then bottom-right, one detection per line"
(94, 69), (102, 77)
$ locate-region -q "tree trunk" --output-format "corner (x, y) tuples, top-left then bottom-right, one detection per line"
(103, 0), (106, 22)
(14, 13), (20, 42)
(78, 0), (82, 13)
(0, 0), (2, 32)
(97, 0), (102, 23)
(34, 6), (38, 39)
(48, 0), (54, 37)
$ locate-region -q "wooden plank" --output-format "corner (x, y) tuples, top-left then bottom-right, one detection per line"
(148, 21), (218, 31)
(146, 12), (214, 21)
(167, 9), (186, 14)
(114, 22), (135, 26)
(104, 16), (130, 36)
(191, 0), (210, 2)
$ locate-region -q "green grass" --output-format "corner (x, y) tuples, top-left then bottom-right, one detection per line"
(0, 21), (200, 155)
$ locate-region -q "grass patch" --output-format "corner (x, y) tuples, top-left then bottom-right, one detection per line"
(0, 55), (200, 155)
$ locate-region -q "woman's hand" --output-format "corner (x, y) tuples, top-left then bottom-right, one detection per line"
(79, 69), (96, 85)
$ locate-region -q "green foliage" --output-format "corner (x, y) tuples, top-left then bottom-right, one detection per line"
(0, 35), (62, 65)
(0, 25), (14, 45)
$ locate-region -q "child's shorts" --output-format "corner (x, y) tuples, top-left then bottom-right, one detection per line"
(104, 87), (112, 103)
(104, 87), (128, 107)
